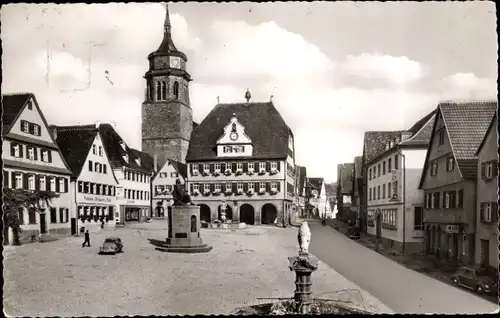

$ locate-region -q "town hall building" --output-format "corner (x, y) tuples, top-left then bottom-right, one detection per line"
(185, 92), (297, 226)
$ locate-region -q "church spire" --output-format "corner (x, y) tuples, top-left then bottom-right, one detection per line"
(164, 3), (171, 35)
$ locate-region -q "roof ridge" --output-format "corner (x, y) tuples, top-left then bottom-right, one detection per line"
(1, 92), (33, 97)
(438, 99), (498, 106)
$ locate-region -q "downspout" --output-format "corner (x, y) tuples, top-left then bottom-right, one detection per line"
(396, 146), (407, 253)
(74, 178), (79, 236)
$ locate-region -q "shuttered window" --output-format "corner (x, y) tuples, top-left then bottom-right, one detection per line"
(50, 208), (57, 223)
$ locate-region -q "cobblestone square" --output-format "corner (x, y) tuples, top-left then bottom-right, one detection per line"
(3, 221), (391, 316)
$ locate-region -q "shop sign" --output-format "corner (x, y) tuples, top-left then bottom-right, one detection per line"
(82, 195), (113, 203)
(116, 186), (124, 199)
(445, 224), (459, 234)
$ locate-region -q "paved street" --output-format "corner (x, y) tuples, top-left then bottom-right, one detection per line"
(3, 221), (391, 316)
(307, 220), (499, 314)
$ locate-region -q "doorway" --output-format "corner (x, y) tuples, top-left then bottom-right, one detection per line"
(71, 218), (77, 235)
(261, 204), (278, 224)
(240, 204), (255, 225)
(40, 213), (47, 234)
(480, 239), (490, 267)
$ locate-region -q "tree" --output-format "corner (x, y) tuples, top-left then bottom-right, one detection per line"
(2, 187), (60, 245)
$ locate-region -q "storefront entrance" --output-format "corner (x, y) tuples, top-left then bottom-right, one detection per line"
(125, 208), (140, 221)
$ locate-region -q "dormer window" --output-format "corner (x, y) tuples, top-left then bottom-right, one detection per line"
(135, 158), (141, 166)
(122, 153), (129, 163)
(119, 141), (126, 151)
(390, 141), (394, 148)
(385, 142), (390, 150)
(446, 157), (455, 172)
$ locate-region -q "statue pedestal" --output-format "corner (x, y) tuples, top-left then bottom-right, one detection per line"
(288, 253), (319, 314)
(156, 206), (212, 253)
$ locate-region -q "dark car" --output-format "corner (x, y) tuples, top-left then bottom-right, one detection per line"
(451, 266), (497, 295)
(99, 237), (123, 255)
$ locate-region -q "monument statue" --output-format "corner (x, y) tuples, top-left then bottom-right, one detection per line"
(172, 178), (195, 206)
(297, 222), (311, 254)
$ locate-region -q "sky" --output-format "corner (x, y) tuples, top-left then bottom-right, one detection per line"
(1, 2), (497, 182)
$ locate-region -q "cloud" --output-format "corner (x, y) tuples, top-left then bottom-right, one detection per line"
(194, 20), (333, 83)
(340, 53), (424, 83)
(440, 72), (497, 99)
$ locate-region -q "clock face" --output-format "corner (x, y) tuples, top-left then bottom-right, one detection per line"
(170, 57), (181, 69)
(230, 132), (239, 141)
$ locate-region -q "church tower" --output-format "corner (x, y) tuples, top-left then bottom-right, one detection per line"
(142, 3), (193, 168)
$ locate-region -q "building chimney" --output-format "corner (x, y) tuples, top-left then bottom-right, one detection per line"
(154, 154), (158, 172)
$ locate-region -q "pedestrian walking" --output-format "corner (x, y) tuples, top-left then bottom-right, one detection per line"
(82, 230), (91, 247)
(101, 219), (105, 229)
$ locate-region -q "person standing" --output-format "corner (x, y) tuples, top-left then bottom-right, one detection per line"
(82, 230), (91, 247)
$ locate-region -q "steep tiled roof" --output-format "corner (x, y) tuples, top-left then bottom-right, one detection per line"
(97, 124), (154, 173)
(399, 113), (436, 147)
(363, 131), (406, 164)
(54, 125), (98, 178)
(186, 102), (291, 161)
(475, 113), (498, 155)
(441, 100), (497, 179)
(340, 163), (355, 195)
(324, 182), (336, 197)
(167, 159), (188, 179)
(441, 101), (497, 160)
(309, 177), (324, 195)
(419, 100), (497, 186)
(407, 109), (437, 135)
(130, 148), (155, 172)
(2, 93), (32, 136)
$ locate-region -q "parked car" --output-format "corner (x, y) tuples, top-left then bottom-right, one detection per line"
(451, 266), (497, 295)
(99, 237), (124, 255)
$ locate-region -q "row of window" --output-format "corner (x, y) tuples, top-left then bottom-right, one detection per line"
(367, 208), (397, 227)
(223, 145), (246, 154)
(124, 169), (150, 183)
(10, 143), (52, 162)
(124, 189), (150, 200)
(158, 172), (179, 178)
(425, 190), (464, 209)
(189, 182), (281, 194)
(430, 156), (455, 176)
(148, 80), (180, 101)
(78, 181), (116, 196)
(88, 160), (108, 174)
(20, 119), (42, 137)
(18, 207), (69, 225)
(155, 185), (173, 195)
(479, 201), (498, 223)
(4, 171), (68, 192)
(369, 181), (398, 201)
(92, 145), (104, 157)
(78, 205), (114, 219)
(369, 154), (399, 180)
(191, 161), (280, 176)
